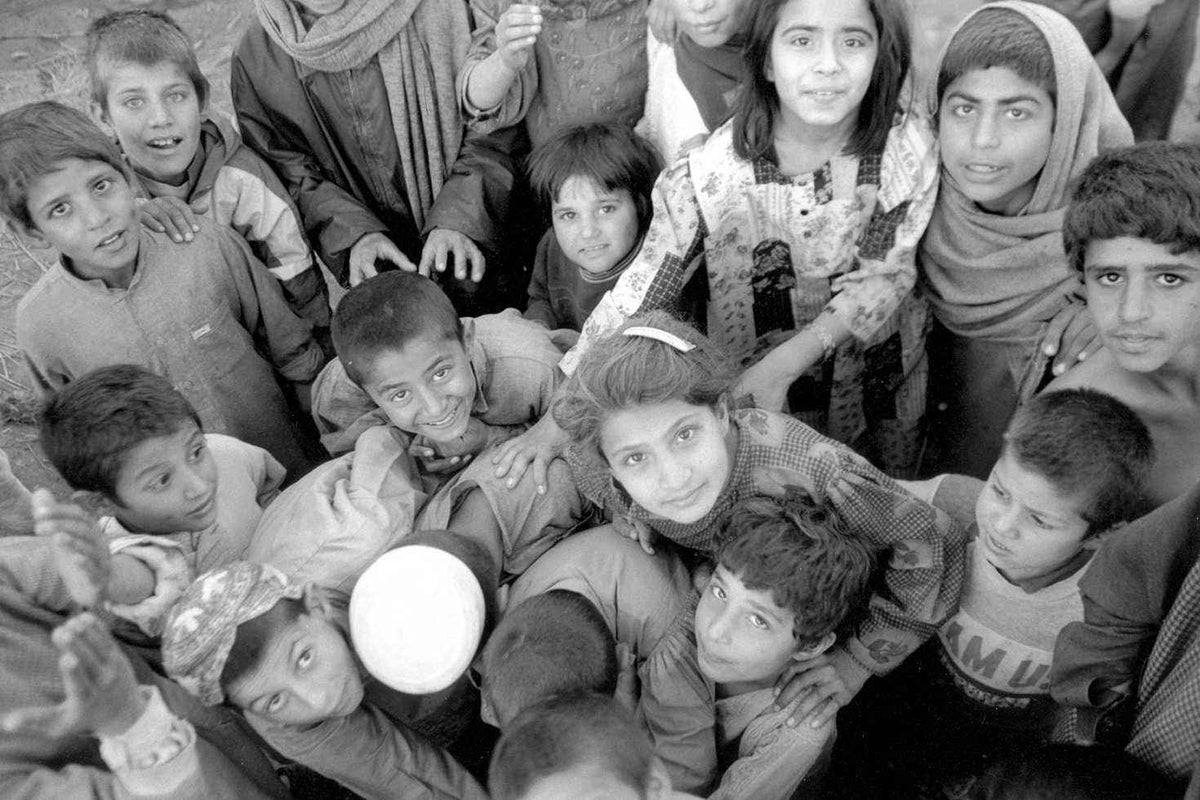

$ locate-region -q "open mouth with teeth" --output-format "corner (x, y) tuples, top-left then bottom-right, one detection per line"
(97, 230), (125, 250)
(422, 404), (460, 430)
(146, 136), (184, 150)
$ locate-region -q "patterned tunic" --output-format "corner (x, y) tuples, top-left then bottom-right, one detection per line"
(562, 113), (939, 474)
(568, 408), (966, 677)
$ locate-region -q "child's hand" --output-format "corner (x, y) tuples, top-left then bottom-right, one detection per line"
(348, 232), (417, 286)
(490, 413), (568, 495)
(136, 196), (200, 243)
(411, 419), (493, 472)
(647, 0), (679, 42)
(733, 359), (791, 413)
(1, 612), (146, 739)
(419, 228), (486, 283)
(772, 648), (867, 729)
(1043, 299), (1100, 377)
(33, 489), (109, 609)
(613, 513), (657, 555)
(495, 4), (543, 72)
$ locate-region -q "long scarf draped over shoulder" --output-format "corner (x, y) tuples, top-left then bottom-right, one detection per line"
(254, 0), (470, 229)
(919, 1), (1132, 346)
(674, 34), (745, 132)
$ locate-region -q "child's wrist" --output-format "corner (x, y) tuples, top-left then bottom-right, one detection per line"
(95, 684), (151, 739)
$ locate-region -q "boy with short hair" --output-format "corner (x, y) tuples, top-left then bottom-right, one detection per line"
(37, 364), (286, 635)
(637, 494), (877, 800)
(161, 556), (490, 800)
(854, 388), (1155, 795)
(1048, 141), (1200, 507)
(489, 692), (701, 800)
(273, 271), (588, 585)
(478, 589), (620, 729)
(85, 10), (330, 332)
(4, 102), (324, 476)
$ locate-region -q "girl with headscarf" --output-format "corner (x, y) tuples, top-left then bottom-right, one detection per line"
(919, 1), (1133, 477)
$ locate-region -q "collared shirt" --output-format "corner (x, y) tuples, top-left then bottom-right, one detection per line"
(16, 226), (323, 475)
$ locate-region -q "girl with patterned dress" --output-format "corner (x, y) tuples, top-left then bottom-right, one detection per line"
(559, 0), (939, 477)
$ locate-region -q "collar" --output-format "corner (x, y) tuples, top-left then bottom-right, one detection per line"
(463, 317), (490, 416)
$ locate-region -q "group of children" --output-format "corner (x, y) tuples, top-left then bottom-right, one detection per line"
(0, 0), (1199, 797)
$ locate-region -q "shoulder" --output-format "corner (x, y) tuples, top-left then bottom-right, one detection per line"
(641, 599), (709, 702)
(205, 432), (270, 470)
(472, 310), (563, 370)
(877, 102), (939, 201)
(16, 266), (66, 320)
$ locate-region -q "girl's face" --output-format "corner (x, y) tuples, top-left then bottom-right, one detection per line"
(551, 176), (641, 276)
(599, 399), (732, 524)
(671, 0), (752, 48)
(939, 66), (1055, 216)
(766, 0), (879, 139)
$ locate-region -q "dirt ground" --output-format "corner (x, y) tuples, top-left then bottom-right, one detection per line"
(0, 0), (1198, 493)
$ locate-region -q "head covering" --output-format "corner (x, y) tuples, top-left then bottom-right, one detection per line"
(674, 34), (746, 132)
(919, 1), (1133, 380)
(162, 561), (303, 706)
(350, 545), (485, 694)
(253, 0), (468, 229)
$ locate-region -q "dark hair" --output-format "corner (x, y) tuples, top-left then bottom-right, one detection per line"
(969, 744), (1173, 800)
(732, 0), (911, 161)
(86, 10), (210, 111)
(488, 692), (655, 800)
(1064, 142), (1200, 273)
(0, 101), (127, 231)
(481, 590), (618, 729)
(331, 271), (464, 386)
(39, 365), (203, 497)
(715, 492), (876, 646)
(527, 122), (663, 230)
(220, 597), (307, 692)
(936, 7), (1056, 113)
(554, 311), (735, 467)
(1004, 389), (1154, 534)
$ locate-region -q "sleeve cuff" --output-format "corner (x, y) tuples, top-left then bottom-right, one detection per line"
(99, 685), (198, 794)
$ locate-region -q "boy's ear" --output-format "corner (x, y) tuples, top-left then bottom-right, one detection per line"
(71, 488), (116, 518)
(89, 100), (115, 137)
(644, 756), (674, 800)
(301, 582), (335, 618)
(794, 631), (837, 661)
(3, 216), (46, 248)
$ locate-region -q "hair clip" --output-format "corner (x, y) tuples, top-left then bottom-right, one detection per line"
(623, 326), (696, 352)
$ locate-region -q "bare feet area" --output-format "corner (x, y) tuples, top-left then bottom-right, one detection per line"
(0, 0), (1196, 493)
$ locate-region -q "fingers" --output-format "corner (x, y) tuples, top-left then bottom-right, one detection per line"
(0, 702), (65, 738)
(795, 697), (839, 730)
(634, 520), (656, 555)
(378, 238), (417, 273)
(530, 452), (551, 496)
(1053, 314), (1099, 375)
(136, 198), (199, 243)
(465, 240), (486, 283)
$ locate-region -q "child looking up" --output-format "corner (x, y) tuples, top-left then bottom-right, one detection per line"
(858, 389), (1155, 795)
(498, 0), (939, 480)
(524, 123), (663, 332)
(920, 1), (1133, 478)
(162, 557), (490, 800)
(459, 0), (651, 147)
(85, 10), (330, 333)
(555, 313), (964, 723)
(489, 693), (701, 800)
(637, 494), (876, 799)
(4, 102), (323, 476)
(1047, 142), (1200, 506)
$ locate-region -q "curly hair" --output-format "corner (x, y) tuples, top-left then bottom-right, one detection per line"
(553, 311), (735, 467)
(715, 492), (877, 646)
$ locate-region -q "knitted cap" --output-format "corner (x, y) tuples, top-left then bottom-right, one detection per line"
(162, 561), (304, 706)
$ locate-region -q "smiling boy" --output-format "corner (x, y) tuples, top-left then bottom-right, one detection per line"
(4, 102), (323, 476)
(1047, 142), (1200, 507)
(85, 10), (330, 333)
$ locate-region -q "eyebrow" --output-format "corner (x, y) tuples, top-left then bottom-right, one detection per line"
(132, 460), (171, 483)
(946, 90), (1044, 106)
(779, 23), (876, 37)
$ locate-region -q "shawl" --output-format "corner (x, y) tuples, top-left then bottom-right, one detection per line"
(254, 0), (469, 229)
(674, 34), (745, 132)
(919, 1), (1132, 352)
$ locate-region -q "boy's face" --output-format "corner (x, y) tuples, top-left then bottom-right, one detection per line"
(22, 158), (139, 286)
(551, 177), (640, 276)
(107, 421), (219, 533)
(358, 332), (477, 444)
(95, 60), (205, 185)
(1083, 237), (1200, 375)
(766, 0), (878, 137)
(975, 448), (1092, 584)
(226, 610), (365, 728)
(671, 0), (749, 47)
(599, 399), (732, 524)
(939, 66), (1054, 216)
(694, 565), (803, 688)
